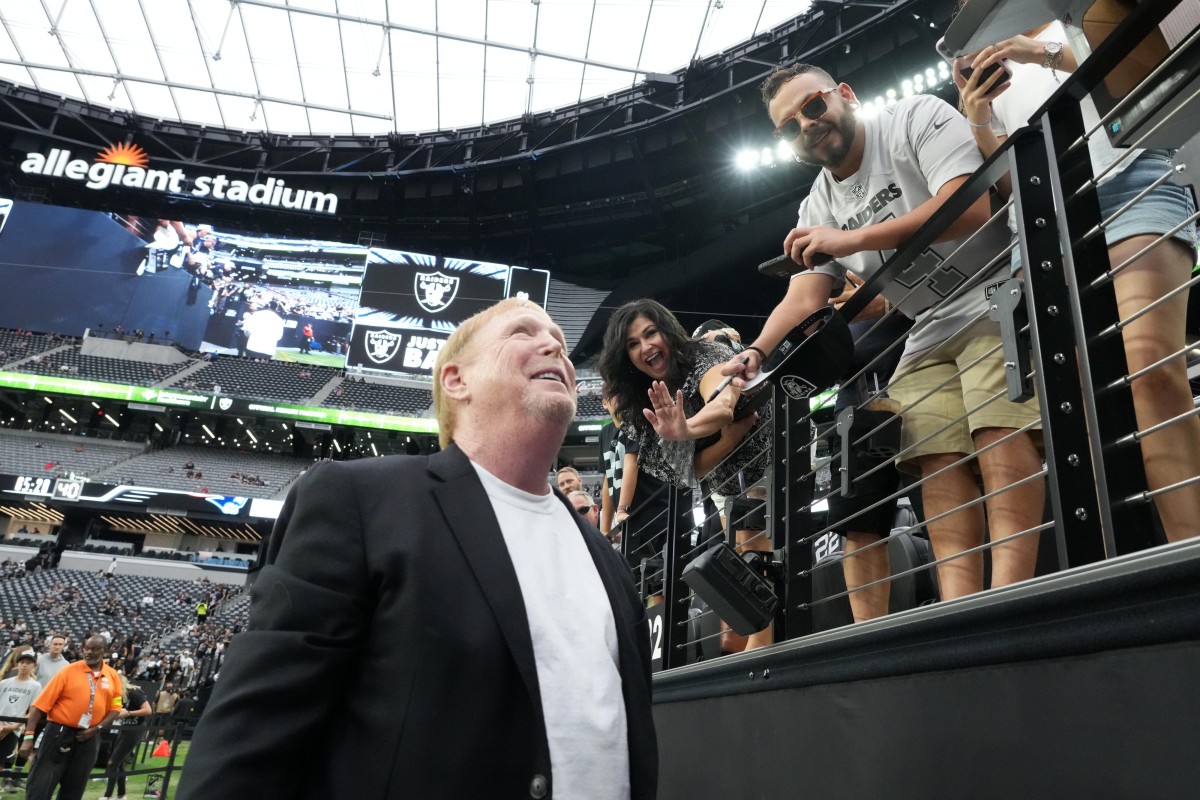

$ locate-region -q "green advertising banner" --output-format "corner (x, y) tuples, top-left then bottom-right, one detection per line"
(0, 371), (437, 434)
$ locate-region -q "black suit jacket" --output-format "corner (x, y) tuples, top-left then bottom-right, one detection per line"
(177, 445), (657, 799)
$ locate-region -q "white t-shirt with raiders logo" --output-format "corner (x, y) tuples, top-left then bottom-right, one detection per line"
(0, 676), (41, 721)
(799, 94), (1012, 372)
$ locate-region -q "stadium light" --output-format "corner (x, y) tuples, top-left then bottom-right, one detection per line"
(735, 149), (760, 171)
(154, 422), (163, 432)
(202, 424), (215, 438)
(58, 409), (76, 423)
(332, 438), (341, 452)
(247, 430), (258, 443)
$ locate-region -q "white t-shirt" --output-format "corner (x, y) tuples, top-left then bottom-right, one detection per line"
(241, 309), (285, 355)
(471, 462), (630, 800)
(990, 21), (1136, 192)
(801, 95), (1012, 371)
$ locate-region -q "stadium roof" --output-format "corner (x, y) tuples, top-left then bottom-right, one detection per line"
(0, 0), (808, 136)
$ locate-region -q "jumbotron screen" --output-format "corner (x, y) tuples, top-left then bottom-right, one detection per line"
(348, 250), (510, 375)
(0, 197), (547, 376)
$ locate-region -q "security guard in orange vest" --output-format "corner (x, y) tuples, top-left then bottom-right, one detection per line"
(21, 635), (123, 800)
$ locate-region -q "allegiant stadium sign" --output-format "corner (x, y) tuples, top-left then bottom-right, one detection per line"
(19, 143), (338, 215)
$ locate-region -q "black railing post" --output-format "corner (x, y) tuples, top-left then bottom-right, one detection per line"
(660, 485), (694, 669)
(1013, 98), (1156, 561)
(774, 386), (815, 641)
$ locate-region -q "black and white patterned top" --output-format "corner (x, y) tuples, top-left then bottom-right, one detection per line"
(623, 340), (772, 494)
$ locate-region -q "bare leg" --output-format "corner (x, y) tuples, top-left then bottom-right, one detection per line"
(973, 427), (1045, 587)
(918, 452), (985, 599)
(843, 531), (890, 621)
(1110, 235), (1200, 542)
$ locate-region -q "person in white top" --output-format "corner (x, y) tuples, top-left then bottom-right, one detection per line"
(175, 298), (655, 800)
(956, 20), (1200, 543)
(238, 302), (286, 360)
(722, 64), (1045, 600)
(0, 651), (40, 790)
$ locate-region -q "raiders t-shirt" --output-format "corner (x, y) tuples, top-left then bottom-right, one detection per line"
(0, 676), (41, 721)
(800, 94), (1012, 372)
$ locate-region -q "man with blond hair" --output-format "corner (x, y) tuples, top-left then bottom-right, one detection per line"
(178, 298), (657, 800)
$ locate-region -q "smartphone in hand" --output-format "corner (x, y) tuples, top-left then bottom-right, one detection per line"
(936, 36), (1012, 88)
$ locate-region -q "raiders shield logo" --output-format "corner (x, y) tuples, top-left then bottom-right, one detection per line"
(365, 329), (402, 364)
(415, 271), (460, 313)
(217, 398), (233, 411)
(780, 374), (817, 400)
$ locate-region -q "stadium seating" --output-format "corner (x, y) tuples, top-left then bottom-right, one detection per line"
(575, 393), (606, 418)
(0, 329), (66, 366)
(170, 359), (337, 404)
(11, 345), (194, 386)
(0, 430), (142, 478)
(93, 445), (310, 499)
(0, 568), (219, 648)
(323, 379), (432, 416)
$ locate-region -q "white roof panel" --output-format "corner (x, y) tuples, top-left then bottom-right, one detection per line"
(0, 0), (809, 135)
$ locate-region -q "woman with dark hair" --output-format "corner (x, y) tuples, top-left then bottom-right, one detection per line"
(601, 299), (774, 651)
(599, 299), (770, 498)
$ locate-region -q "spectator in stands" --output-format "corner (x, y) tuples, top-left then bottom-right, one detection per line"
(721, 63), (1044, 600)
(953, 21), (1200, 543)
(0, 651), (40, 791)
(600, 299), (769, 496)
(177, 297), (656, 800)
(36, 635), (70, 684)
(21, 636), (123, 800)
(598, 384), (667, 547)
(568, 490), (600, 527)
(101, 673), (151, 800)
(556, 465), (583, 495)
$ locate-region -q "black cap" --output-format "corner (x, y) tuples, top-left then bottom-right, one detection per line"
(16, 651), (36, 663)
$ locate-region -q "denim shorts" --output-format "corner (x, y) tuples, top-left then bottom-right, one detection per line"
(1098, 150), (1198, 256)
(1013, 149), (1198, 270)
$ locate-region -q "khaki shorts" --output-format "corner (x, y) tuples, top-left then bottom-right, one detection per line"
(888, 334), (1042, 474)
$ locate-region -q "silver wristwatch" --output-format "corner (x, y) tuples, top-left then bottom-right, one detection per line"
(1042, 41), (1063, 82)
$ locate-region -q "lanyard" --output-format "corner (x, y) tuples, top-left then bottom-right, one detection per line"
(84, 670), (98, 717)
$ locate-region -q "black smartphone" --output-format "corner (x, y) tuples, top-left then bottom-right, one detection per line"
(935, 36), (1012, 88)
(758, 252), (832, 278)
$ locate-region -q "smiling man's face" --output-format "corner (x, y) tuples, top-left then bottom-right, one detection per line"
(769, 74), (859, 171)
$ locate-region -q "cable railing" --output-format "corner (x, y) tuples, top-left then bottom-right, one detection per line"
(619, 0), (1200, 670)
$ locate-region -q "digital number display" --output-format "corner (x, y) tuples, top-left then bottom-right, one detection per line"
(54, 479), (85, 501)
(12, 476), (55, 496)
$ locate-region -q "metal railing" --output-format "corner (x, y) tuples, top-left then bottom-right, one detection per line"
(622, 0), (1200, 670)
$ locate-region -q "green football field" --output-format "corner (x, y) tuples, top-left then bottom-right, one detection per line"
(272, 348), (347, 368)
(39, 740), (192, 800)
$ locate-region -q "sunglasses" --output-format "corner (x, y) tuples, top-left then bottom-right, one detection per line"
(772, 88), (838, 141)
(573, 504), (594, 516)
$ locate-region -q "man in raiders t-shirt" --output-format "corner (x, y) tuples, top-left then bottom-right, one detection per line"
(723, 64), (1044, 601)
